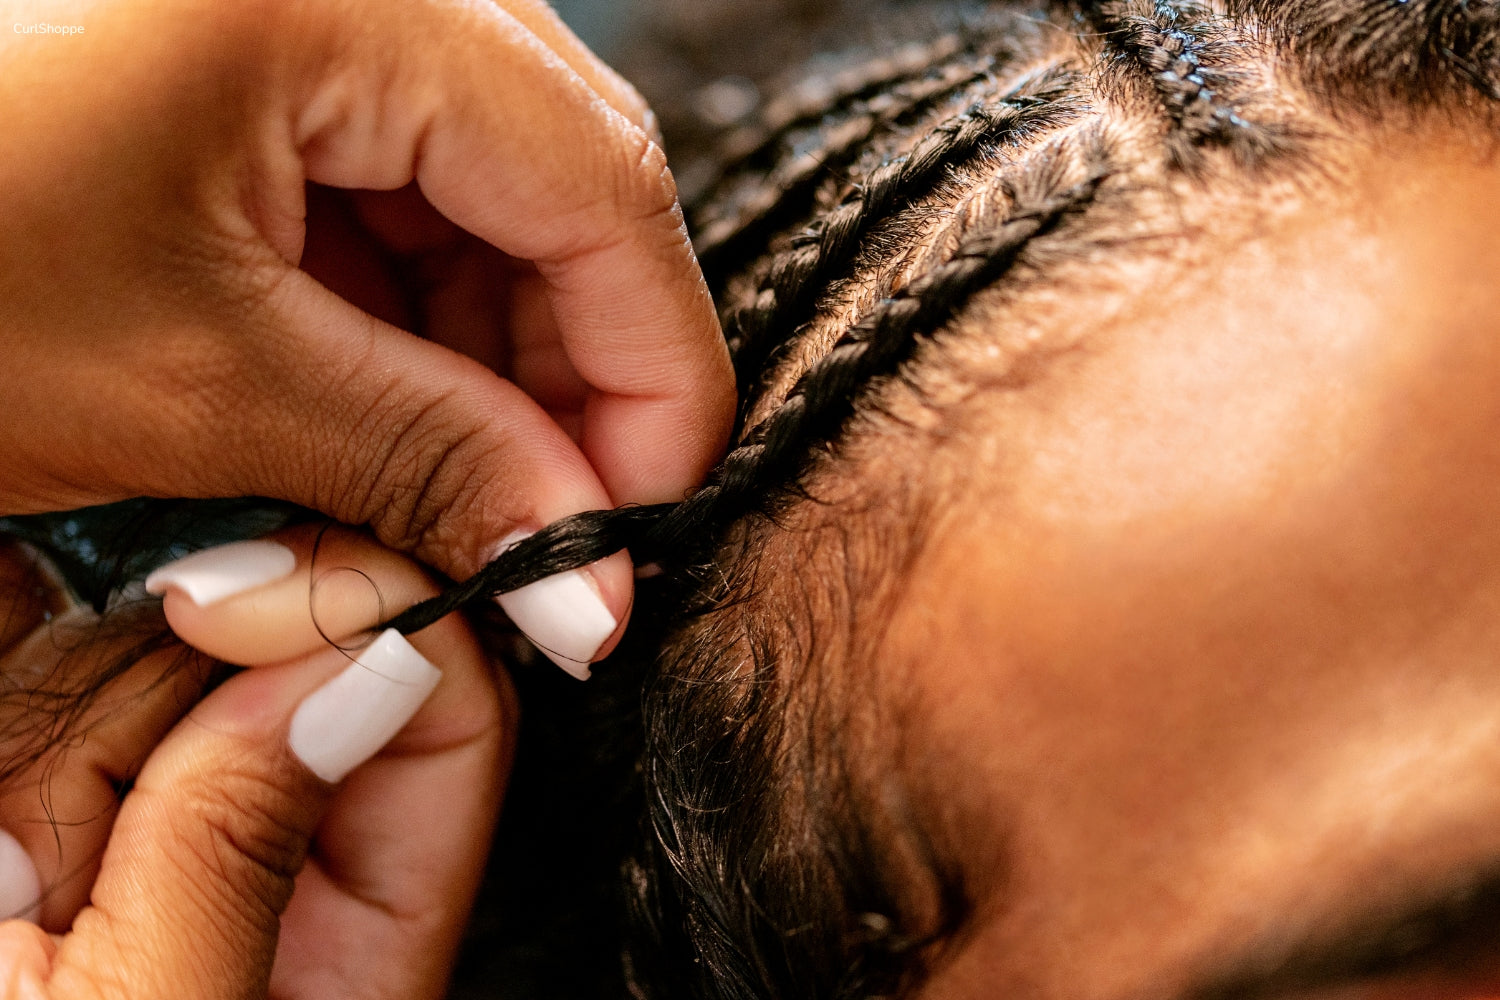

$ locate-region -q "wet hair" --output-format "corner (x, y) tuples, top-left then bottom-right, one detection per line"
(6, 0), (1500, 996)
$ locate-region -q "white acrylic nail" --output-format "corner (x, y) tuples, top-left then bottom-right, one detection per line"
(492, 531), (618, 682)
(288, 629), (441, 783)
(0, 828), (40, 923)
(144, 539), (297, 607)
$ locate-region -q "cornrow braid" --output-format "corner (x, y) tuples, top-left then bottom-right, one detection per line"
(690, 16), (1054, 260)
(723, 68), (1084, 418)
(381, 140), (1110, 638)
(712, 163), (1106, 508)
(1082, 0), (1289, 166)
(694, 42), (1025, 281)
(708, 32), (970, 188)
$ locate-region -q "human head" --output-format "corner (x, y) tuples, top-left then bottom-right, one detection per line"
(618, 2), (1500, 997)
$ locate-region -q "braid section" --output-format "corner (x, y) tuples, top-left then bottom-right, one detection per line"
(670, 158), (1108, 551)
(695, 52), (1012, 281)
(724, 67), (1084, 414)
(1082, 0), (1288, 166)
(380, 136), (1115, 642)
(709, 34), (970, 189)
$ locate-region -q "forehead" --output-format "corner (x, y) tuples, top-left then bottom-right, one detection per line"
(889, 137), (1500, 997)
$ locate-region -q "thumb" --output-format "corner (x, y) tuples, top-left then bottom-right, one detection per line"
(33, 631), (439, 1000)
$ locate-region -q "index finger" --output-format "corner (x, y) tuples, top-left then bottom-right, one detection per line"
(285, 0), (734, 506)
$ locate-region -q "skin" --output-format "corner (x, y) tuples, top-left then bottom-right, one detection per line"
(0, 526), (508, 999)
(879, 129), (1500, 999)
(0, 2), (731, 995)
(0, 0), (734, 644)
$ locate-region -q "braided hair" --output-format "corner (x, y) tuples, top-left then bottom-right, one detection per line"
(607, 1), (1500, 998)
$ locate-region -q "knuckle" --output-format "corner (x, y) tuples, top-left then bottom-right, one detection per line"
(616, 129), (681, 226)
(553, 126), (685, 267)
(337, 391), (513, 569)
(171, 762), (309, 923)
(550, 126), (684, 266)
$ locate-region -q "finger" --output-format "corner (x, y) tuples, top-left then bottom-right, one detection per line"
(142, 527), (509, 995)
(0, 607), (214, 930)
(2, 258), (646, 663)
(286, 0), (735, 504)
(0, 920), (55, 996)
(152, 524), (437, 668)
(493, 0), (660, 142)
(147, 518), (625, 677)
(504, 258), (592, 425)
(42, 625), (463, 1000)
(62, 277), (638, 669)
(270, 604), (507, 999)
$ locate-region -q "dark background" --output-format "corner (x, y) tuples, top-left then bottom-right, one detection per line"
(552, 0), (638, 54)
(547, 0), (937, 196)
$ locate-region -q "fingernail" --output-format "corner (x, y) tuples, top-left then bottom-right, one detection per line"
(144, 539), (297, 607)
(0, 828), (40, 923)
(288, 629), (441, 783)
(492, 531), (617, 682)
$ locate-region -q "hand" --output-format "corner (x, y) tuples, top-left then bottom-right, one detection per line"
(0, 0), (734, 669)
(0, 527), (508, 999)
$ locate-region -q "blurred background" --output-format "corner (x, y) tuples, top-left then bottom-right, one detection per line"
(550, 0), (637, 55)
(542, 0), (933, 198)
